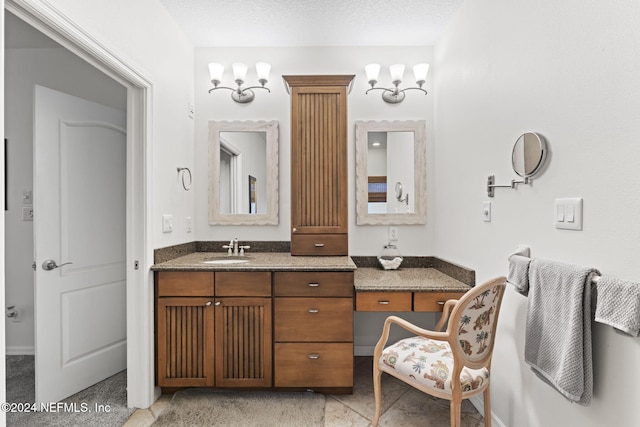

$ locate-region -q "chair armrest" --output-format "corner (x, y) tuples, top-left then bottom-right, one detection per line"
(373, 315), (449, 360)
(434, 299), (458, 332)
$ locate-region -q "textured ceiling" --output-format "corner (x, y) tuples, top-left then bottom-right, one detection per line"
(159, 0), (465, 47)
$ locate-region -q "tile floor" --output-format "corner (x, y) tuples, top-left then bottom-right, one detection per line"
(125, 356), (485, 427)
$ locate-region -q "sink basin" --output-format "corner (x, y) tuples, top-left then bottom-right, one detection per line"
(202, 257), (250, 265)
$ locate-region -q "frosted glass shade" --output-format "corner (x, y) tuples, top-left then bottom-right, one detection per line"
(208, 63), (224, 83)
(413, 63), (429, 84)
(389, 64), (405, 83)
(232, 63), (248, 81)
(255, 62), (271, 81)
(365, 63), (381, 84)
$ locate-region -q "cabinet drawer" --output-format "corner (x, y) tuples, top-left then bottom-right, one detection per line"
(274, 343), (353, 387)
(215, 272), (271, 297)
(355, 292), (412, 312)
(156, 272), (214, 297)
(414, 292), (466, 312)
(274, 298), (353, 342)
(291, 234), (348, 256)
(274, 271), (353, 297)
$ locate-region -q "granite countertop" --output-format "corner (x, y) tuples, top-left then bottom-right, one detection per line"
(355, 267), (471, 292)
(151, 252), (357, 272)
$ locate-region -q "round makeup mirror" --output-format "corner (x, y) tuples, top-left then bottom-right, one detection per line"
(512, 132), (547, 178)
(395, 181), (403, 200)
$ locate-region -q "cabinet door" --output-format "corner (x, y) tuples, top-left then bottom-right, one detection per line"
(290, 85), (348, 236)
(214, 297), (272, 388)
(156, 297), (214, 387)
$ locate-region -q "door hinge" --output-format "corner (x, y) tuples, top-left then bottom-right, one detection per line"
(134, 260), (139, 270)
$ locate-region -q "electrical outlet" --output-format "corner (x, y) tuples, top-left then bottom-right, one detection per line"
(388, 226), (398, 242)
(22, 207), (34, 221)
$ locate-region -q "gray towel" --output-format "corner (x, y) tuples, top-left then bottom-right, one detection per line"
(524, 259), (600, 405)
(508, 254), (531, 296)
(594, 275), (640, 336)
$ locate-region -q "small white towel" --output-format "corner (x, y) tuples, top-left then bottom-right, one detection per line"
(508, 254), (531, 296)
(524, 259), (600, 406)
(594, 275), (640, 336)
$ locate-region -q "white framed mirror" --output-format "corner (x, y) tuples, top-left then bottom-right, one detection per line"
(355, 120), (427, 225)
(208, 120), (279, 225)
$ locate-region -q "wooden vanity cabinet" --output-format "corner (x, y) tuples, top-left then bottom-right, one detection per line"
(284, 75), (355, 256)
(155, 272), (215, 387)
(273, 271), (354, 390)
(155, 271), (272, 388)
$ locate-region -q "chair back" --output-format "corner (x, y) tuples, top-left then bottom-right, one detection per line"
(448, 276), (506, 369)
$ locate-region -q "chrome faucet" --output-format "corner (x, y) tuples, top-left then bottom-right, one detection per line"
(222, 238), (250, 256)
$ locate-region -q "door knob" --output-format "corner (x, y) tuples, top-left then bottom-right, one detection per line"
(42, 259), (73, 271)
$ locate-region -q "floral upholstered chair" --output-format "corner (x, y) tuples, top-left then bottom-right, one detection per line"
(372, 276), (506, 427)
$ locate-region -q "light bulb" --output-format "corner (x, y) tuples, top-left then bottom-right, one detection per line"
(413, 63), (429, 86)
(389, 64), (405, 84)
(365, 64), (381, 85)
(256, 62), (271, 84)
(208, 63), (224, 84)
(232, 62), (248, 83)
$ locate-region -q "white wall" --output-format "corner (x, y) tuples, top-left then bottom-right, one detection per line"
(45, 0), (196, 249)
(194, 46), (435, 255)
(4, 46), (126, 354)
(435, 1), (640, 426)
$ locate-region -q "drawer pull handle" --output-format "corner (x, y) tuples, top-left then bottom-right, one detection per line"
(308, 353), (320, 360)
(308, 309), (319, 313)
(314, 243), (325, 247)
(436, 301), (446, 305)
(378, 300), (390, 305)
(307, 283), (320, 287)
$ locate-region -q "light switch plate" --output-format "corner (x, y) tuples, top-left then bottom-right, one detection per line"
(162, 214), (173, 233)
(555, 198), (583, 230)
(482, 201), (492, 222)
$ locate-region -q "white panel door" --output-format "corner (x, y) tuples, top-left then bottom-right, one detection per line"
(34, 85), (127, 404)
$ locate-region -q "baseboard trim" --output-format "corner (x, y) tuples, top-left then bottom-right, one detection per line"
(469, 395), (506, 427)
(354, 345), (374, 356)
(6, 346), (35, 355)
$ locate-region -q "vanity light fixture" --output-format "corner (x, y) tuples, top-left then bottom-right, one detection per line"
(365, 63), (429, 104)
(208, 62), (271, 103)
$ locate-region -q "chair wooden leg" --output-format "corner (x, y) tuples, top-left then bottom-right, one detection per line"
(372, 361), (383, 427)
(483, 387), (492, 427)
(450, 398), (461, 427)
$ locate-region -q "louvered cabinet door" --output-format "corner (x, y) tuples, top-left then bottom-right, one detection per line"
(285, 75), (354, 256)
(214, 297), (272, 388)
(156, 297), (215, 387)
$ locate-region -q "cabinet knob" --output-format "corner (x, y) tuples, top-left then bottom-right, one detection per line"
(307, 353), (320, 360)
(205, 301), (212, 306)
(292, 228), (297, 233)
(378, 300), (390, 305)
(308, 309), (319, 313)
(214, 301), (221, 306)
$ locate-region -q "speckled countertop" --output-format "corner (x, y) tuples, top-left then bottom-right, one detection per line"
(151, 252), (356, 272)
(354, 268), (471, 292)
